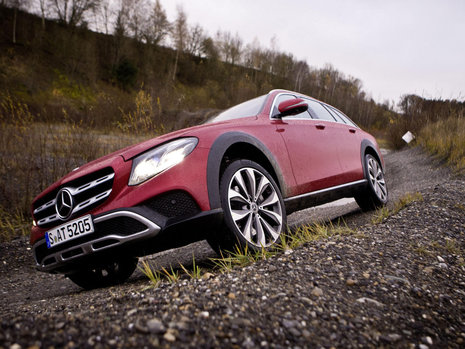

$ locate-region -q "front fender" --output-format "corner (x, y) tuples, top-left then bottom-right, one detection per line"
(206, 132), (287, 209)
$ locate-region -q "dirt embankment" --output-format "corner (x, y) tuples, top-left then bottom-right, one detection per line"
(1, 147), (464, 348)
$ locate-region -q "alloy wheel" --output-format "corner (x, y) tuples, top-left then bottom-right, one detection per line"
(227, 167), (283, 247)
(367, 156), (387, 202)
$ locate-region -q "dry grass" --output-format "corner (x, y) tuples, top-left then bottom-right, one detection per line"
(419, 116), (465, 173)
(0, 93), (153, 241)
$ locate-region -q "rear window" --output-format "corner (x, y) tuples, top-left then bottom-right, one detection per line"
(327, 106), (358, 127)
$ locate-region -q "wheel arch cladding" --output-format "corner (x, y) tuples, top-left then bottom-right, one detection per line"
(206, 132), (286, 210)
(360, 139), (384, 178)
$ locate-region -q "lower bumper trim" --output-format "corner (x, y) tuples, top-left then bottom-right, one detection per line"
(33, 210), (161, 272)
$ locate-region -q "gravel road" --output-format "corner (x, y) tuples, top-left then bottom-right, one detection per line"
(1, 147), (464, 348)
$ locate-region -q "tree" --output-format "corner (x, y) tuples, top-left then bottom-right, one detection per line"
(98, 0), (113, 34)
(38, 0), (47, 29)
(142, 0), (170, 46)
(125, 0), (148, 41)
(171, 5), (188, 81)
(51, 0), (101, 27)
(217, 31), (242, 65)
(5, 0), (30, 43)
(185, 24), (203, 57)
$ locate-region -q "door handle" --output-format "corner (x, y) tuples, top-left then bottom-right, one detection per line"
(315, 124), (325, 130)
(349, 128), (356, 133)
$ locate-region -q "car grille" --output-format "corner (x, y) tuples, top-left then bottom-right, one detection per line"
(32, 167), (115, 228)
(144, 190), (200, 218)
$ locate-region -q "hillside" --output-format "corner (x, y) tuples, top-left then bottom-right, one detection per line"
(0, 5), (395, 130)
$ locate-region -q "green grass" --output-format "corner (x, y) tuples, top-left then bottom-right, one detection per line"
(138, 221), (359, 285)
(179, 254), (203, 279)
(138, 260), (162, 288)
(411, 238), (463, 257)
(160, 266), (180, 283)
(372, 192), (423, 224)
(209, 244), (277, 274)
(209, 222), (357, 274)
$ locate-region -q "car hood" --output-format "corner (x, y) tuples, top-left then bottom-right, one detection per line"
(118, 127), (194, 161)
(118, 119), (250, 160)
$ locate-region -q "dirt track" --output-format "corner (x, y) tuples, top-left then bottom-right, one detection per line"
(1, 147), (464, 348)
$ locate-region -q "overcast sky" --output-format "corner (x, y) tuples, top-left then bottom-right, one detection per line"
(159, 0), (465, 105)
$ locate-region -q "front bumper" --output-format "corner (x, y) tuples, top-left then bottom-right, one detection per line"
(32, 206), (223, 274)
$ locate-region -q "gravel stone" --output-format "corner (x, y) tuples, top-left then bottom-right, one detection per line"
(146, 318), (165, 334)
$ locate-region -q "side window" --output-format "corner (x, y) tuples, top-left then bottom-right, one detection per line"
(307, 100), (337, 122)
(329, 106), (358, 127)
(323, 105), (346, 124)
(272, 94), (311, 119)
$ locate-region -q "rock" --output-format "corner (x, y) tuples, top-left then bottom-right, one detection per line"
(268, 265), (277, 272)
(163, 330), (176, 342)
(438, 263), (448, 269)
(202, 272), (214, 280)
(282, 319), (297, 329)
(227, 293), (236, 299)
(242, 338), (255, 348)
(385, 275), (410, 284)
(10, 344), (21, 349)
(356, 297), (384, 307)
(423, 266), (434, 274)
(300, 296), (312, 305)
(387, 333), (402, 342)
(422, 336), (433, 345)
(346, 279), (356, 286)
(147, 318), (166, 334)
(437, 256), (445, 262)
(311, 287), (323, 297)
(126, 308), (137, 316)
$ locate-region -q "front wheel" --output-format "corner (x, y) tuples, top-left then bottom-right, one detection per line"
(355, 154), (388, 211)
(67, 257), (138, 289)
(208, 160), (287, 254)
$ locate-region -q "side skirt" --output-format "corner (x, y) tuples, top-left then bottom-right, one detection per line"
(284, 179), (367, 214)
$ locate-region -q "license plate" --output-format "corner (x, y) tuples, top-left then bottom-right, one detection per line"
(45, 215), (94, 249)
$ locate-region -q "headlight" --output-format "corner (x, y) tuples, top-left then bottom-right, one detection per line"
(128, 137), (198, 185)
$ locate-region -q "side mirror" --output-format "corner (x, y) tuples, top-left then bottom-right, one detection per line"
(276, 98), (308, 118)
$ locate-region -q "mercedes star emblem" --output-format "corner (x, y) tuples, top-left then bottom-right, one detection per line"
(55, 188), (74, 219)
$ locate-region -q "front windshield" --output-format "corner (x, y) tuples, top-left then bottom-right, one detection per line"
(207, 95), (267, 123)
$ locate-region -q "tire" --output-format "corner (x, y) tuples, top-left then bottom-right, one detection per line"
(355, 154), (388, 211)
(208, 159), (286, 254)
(67, 257), (138, 289)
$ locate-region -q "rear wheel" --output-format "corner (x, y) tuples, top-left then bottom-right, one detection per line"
(355, 154), (388, 211)
(208, 160), (286, 254)
(67, 257), (138, 289)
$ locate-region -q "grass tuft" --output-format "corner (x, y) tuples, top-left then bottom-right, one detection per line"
(138, 260), (162, 288)
(160, 266), (180, 284)
(179, 254), (203, 279)
(281, 221), (357, 250)
(372, 192), (423, 224)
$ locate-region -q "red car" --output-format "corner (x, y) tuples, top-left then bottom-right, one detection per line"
(31, 90), (388, 288)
